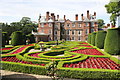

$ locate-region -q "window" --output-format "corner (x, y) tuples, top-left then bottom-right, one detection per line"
(72, 23), (75, 27)
(67, 30), (69, 34)
(91, 22), (94, 27)
(55, 24), (58, 29)
(41, 23), (44, 27)
(62, 24), (64, 27)
(55, 31), (57, 35)
(86, 23), (89, 27)
(78, 36), (81, 41)
(49, 29), (52, 34)
(91, 28), (94, 33)
(78, 23), (82, 27)
(49, 23), (52, 27)
(78, 30), (81, 35)
(72, 30), (74, 35)
(72, 37), (74, 40)
(67, 23), (70, 27)
(66, 36), (70, 41)
(54, 37), (57, 40)
(86, 29), (88, 34)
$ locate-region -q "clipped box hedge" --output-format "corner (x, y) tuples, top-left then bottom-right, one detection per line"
(87, 33), (91, 44)
(104, 28), (120, 55)
(1, 61), (47, 75)
(11, 31), (26, 46)
(91, 32), (96, 46)
(95, 31), (107, 49)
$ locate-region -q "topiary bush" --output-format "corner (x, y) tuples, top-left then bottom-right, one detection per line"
(91, 32), (96, 46)
(87, 33), (91, 44)
(104, 28), (120, 55)
(11, 31), (26, 46)
(95, 31), (107, 49)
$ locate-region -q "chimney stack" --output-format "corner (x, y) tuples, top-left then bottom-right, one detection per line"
(94, 12), (96, 16)
(75, 14), (78, 21)
(87, 10), (90, 19)
(107, 23), (110, 27)
(57, 15), (59, 20)
(46, 11), (49, 21)
(64, 15), (66, 21)
(51, 13), (55, 21)
(81, 14), (84, 21)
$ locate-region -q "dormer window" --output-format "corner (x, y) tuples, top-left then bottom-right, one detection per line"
(78, 23), (82, 27)
(41, 23), (44, 27)
(72, 23), (75, 27)
(49, 23), (52, 27)
(67, 23), (70, 27)
(86, 23), (89, 27)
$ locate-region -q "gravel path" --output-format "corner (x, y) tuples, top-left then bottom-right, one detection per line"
(1, 70), (80, 80)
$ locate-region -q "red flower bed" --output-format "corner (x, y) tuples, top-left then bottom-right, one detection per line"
(63, 57), (120, 70)
(80, 42), (89, 45)
(71, 49), (104, 55)
(6, 46), (27, 55)
(73, 47), (78, 49)
(79, 45), (93, 48)
(2, 47), (13, 50)
(29, 53), (41, 58)
(2, 57), (46, 66)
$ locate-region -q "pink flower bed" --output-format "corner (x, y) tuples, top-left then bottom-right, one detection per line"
(2, 57), (46, 66)
(80, 42), (89, 45)
(2, 47), (13, 50)
(71, 49), (104, 55)
(63, 57), (120, 70)
(29, 53), (41, 58)
(6, 46), (27, 55)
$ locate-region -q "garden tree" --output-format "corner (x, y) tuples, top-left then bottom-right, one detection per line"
(26, 34), (35, 43)
(11, 31), (26, 46)
(22, 24), (34, 35)
(1, 17), (38, 40)
(105, 1), (120, 26)
(10, 22), (23, 30)
(20, 17), (32, 26)
(97, 19), (105, 28)
(2, 32), (7, 47)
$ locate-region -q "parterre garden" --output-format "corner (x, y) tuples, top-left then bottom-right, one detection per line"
(1, 41), (120, 79)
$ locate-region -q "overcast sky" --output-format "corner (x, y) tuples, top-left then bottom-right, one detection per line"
(0, 0), (112, 25)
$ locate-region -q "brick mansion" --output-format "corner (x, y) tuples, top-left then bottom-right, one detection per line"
(32, 10), (98, 42)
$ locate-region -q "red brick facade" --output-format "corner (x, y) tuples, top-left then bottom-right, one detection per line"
(35, 11), (98, 42)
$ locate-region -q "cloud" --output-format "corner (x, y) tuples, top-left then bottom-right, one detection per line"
(0, 0), (111, 24)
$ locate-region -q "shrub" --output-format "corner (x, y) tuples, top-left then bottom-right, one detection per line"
(91, 32), (96, 46)
(95, 31), (107, 49)
(87, 33), (91, 44)
(11, 31), (26, 46)
(27, 34), (35, 43)
(104, 28), (120, 55)
(2, 32), (8, 47)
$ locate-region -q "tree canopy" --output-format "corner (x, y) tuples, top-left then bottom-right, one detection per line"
(105, 1), (120, 26)
(1, 17), (38, 38)
(97, 19), (105, 28)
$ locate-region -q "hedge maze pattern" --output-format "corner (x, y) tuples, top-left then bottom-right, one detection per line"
(1, 41), (120, 79)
